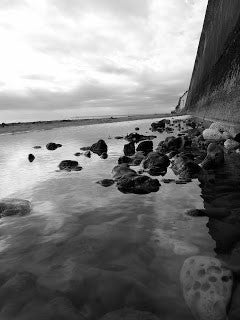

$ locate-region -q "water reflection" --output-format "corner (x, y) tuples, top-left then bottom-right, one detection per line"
(0, 117), (213, 319)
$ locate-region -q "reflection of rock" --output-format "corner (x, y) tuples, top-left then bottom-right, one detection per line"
(0, 199), (31, 218)
(58, 160), (82, 172)
(117, 174), (160, 194)
(180, 256), (233, 320)
(90, 139), (108, 156)
(100, 308), (160, 320)
(46, 142), (62, 150)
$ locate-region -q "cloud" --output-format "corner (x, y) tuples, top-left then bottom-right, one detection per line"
(0, 0), (208, 121)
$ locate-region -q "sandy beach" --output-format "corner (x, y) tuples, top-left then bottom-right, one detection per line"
(0, 113), (174, 135)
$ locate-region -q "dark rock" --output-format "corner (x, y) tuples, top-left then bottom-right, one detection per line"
(80, 146), (91, 151)
(136, 140), (153, 155)
(84, 150), (91, 158)
(46, 142), (62, 150)
(112, 164), (137, 180)
(33, 146), (41, 149)
(151, 119), (166, 132)
(74, 152), (81, 156)
(28, 154), (35, 162)
(234, 133), (240, 143)
(162, 179), (175, 183)
(96, 179), (115, 187)
(130, 151), (145, 166)
(125, 133), (156, 143)
(135, 127), (139, 131)
(124, 142), (135, 156)
(0, 199), (31, 217)
(143, 152), (170, 175)
(118, 156), (132, 165)
(114, 136), (124, 140)
(90, 139), (108, 156)
(100, 152), (108, 159)
(117, 174), (161, 194)
(201, 143), (224, 169)
(171, 153), (202, 179)
(58, 160), (82, 172)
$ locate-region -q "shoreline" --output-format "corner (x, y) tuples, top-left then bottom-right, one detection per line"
(0, 113), (180, 135)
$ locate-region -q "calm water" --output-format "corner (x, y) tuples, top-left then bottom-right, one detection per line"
(0, 118), (215, 320)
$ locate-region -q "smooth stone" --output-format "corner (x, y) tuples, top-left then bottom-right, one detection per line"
(136, 140), (153, 154)
(100, 152), (108, 159)
(202, 129), (223, 141)
(90, 139), (108, 156)
(180, 256), (233, 320)
(224, 139), (239, 151)
(58, 160), (82, 172)
(112, 164), (137, 180)
(46, 142), (62, 150)
(0, 199), (31, 218)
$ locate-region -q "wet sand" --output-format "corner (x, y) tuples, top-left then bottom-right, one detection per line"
(0, 113), (175, 135)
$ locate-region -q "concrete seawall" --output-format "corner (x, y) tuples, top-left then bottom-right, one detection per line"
(185, 0), (240, 123)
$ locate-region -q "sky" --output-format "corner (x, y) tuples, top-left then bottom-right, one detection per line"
(0, 0), (208, 122)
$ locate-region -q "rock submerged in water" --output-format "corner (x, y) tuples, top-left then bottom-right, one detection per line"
(99, 308), (160, 320)
(0, 199), (31, 217)
(180, 256), (233, 320)
(33, 145), (41, 149)
(46, 142), (62, 150)
(58, 160), (82, 171)
(96, 179), (115, 187)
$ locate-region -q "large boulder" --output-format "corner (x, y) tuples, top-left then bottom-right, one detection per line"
(58, 160), (82, 171)
(117, 174), (160, 194)
(90, 139), (108, 156)
(0, 199), (31, 218)
(200, 143), (224, 169)
(224, 139), (239, 151)
(180, 256), (233, 320)
(157, 136), (191, 153)
(123, 142), (135, 156)
(136, 140), (153, 155)
(143, 152), (170, 176)
(100, 308), (160, 320)
(46, 142), (62, 150)
(171, 153), (202, 179)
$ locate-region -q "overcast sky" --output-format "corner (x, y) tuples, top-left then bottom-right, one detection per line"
(0, 0), (207, 122)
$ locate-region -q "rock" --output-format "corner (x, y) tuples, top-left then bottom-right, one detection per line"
(229, 283), (240, 320)
(99, 308), (160, 320)
(80, 146), (91, 151)
(143, 152), (170, 176)
(209, 122), (226, 133)
(123, 142), (135, 156)
(90, 139), (108, 156)
(171, 153), (202, 179)
(180, 256), (233, 320)
(96, 179), (115, 187)
(118, 156), (132, 165)
(74, 152), (81, 156)
(100, 152), (108, 159)
(84, 150), (91, 158)
(0, 199), (31, 217)
(157, 136), (191, 153)
(151, 119), (166, 131)
(33, 146), (41, 149)
(58, 160), (82, 172)
(136, 140), (153, 155)
(135, 127), (139, 131)
(125, 133), (156, 143)
(114, 136), (124, 140)
(130, 151), (145, 166)
(200, 143), (224, 169)
(46, 142), (62, 150)
(162, 179), (175, 183)
(222, 131), (232, 140)
(234, 133), (240, 143)
(28, 154), (35, 162)
(117, 174), (160, 194)
(224, 139), (239, 151)
(202, 129), (223, 141)
(112, 164), (137, 180)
